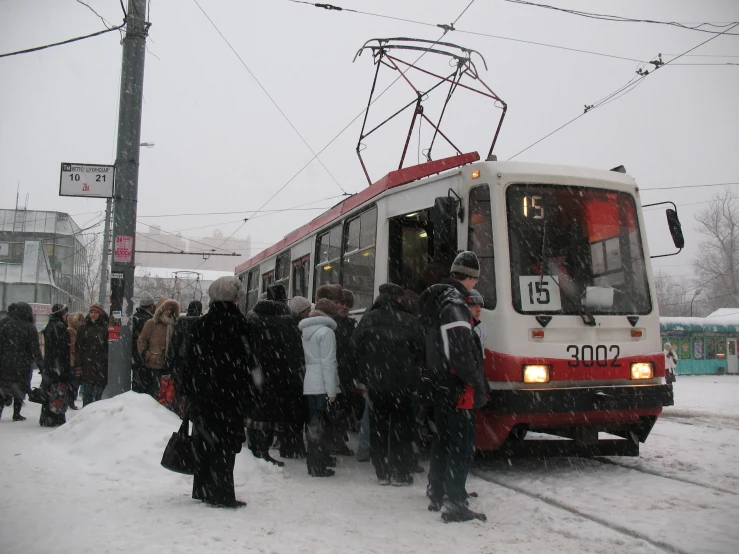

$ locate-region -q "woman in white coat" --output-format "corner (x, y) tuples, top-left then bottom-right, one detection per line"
(664, 343), (678, 384)
(299, 298), (340, 477)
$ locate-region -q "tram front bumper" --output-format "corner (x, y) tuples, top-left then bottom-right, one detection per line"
(481, 383), (674, 415)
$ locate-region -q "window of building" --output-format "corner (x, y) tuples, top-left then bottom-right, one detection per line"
(292, 255), (310, 298)
(315, 223), (342, 295)
(705, 337), (716, 360)
(468, 184), (496, 309)
(342, 207), (377, 309)
(246, 268), (260, 312)
(716, 337), (727, 359)
(693, 338), (704, 360)
(274, 251), (291, 294)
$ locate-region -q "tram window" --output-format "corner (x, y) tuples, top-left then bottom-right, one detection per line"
(292, 255), (310, 298)
(262, 270), (275, 293)
(245, 268), (260, 312)
(343, 207), (377, 309)
(274, 251), (291, 293)
(506, 184), (651, 315)
(468, 185), (496, 309)
(315, 223), (343, 297)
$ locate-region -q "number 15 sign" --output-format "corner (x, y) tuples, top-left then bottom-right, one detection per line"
(59, 163), (115, 198)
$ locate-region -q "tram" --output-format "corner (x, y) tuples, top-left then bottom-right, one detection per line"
(235, 151), (681, 456)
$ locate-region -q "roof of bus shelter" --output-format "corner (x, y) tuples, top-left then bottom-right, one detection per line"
(661, 309), (739, 333)
(234, 152), (481, 274)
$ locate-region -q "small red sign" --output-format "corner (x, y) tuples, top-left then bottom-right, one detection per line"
(108, 325), (121, 341)
(114, 235), (134, 263)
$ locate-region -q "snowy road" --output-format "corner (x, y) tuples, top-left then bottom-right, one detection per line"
(0, 376), (737, 554)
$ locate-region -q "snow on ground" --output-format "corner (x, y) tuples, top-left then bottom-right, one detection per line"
(0, 377), (737, 553)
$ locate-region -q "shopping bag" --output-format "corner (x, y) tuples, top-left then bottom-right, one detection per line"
(48, 383), (69, 414)
(157, 375), (176, 409)
(306, 408), (345, 451)
(161, 416), (196, 475)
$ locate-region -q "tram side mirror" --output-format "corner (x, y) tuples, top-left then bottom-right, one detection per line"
(666, 209), (685, 249)
(583, 286), (614, 309)
(432, 196), (458, 254)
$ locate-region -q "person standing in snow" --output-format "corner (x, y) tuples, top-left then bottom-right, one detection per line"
(245, 284), (305, 465)
(137, 298), (180, 399)
(131, 292), (156, 395)
(165, 300), (202, 415)
(664, 343), (678, 384)
(39, 304), (72, 427)
(184, 276), (252, 508)
(0, 302), (43, 421)
(419, 252), (487, 523)
(66, 312), (84, 409)
(352, 283), (425, 486)
(75, 304), (109, 406)
(300, 298), (340, 477)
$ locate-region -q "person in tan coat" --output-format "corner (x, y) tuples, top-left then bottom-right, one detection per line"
(66, 312), (84, 409)
(137, 299), (180, 398)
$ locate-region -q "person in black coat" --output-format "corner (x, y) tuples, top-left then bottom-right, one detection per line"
(165, 300), (202, 415)
(351, 284), (426, 485)
(183, 277), (252, 508)
(40, 304), (73, 427)
(131, 292), (156, 394)
(75, 304), (109, 406)
(0, 302), (43, 421)
(245, 284), (306, 464)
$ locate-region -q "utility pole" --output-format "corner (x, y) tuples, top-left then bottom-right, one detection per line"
(105, 0), (148, 398)
(98, 198), (112, 306)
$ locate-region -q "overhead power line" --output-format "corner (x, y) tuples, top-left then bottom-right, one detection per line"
(192, 0), (348, 196)
(641, 182), (739, 192)
(507, 22), (739, 160)
(0, 21), (125, 59)
(503, 0), (739, 36)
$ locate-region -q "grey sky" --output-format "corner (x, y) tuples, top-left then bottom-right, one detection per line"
(1, 0), (738, 279)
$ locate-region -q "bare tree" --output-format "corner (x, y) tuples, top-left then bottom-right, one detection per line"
(134, 269), (175, 303)
(79, 234), (102, 309)
(654, 271), (690, 316)
(692, 188), (739, 314)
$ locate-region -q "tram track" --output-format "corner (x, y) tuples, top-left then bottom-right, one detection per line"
(472, 465), (693, 554)
(592, 456), (739, 496)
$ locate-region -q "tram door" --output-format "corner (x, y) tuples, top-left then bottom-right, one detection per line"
(727, 339), (738, 374)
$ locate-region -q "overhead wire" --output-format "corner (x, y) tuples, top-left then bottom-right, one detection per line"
(503, 0), (739, 36)
(507, 23), (739, 160)
(192, 0), (348, 197)
(0, 20), (125, 59)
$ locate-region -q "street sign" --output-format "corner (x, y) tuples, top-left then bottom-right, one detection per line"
(113, 235), (134, 263)
(59, 162), (115, 198)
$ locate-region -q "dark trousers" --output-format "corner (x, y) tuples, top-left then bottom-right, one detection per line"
(278, 422), (306, 458)
(248, 428), (274, 458)
(82, 383), (105, 406)
(305, 394), (330, 473)
(368, 390), (415, 481)
(427, 401), (475, 506)
(132, 367), (160, 398)
(192, 423), (237, 506)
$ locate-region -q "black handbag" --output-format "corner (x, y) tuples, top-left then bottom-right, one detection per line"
(161, 415), (196, 475)
(306, 406), (345, 451)
(28, 387), (45, 404)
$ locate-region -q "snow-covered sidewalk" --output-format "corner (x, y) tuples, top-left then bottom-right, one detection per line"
(1, 377), (737, 553)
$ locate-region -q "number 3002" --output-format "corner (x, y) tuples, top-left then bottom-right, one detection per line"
(566, 345), (621, 367)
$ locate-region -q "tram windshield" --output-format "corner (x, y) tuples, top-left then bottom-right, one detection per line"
(506, 184), (651, 315)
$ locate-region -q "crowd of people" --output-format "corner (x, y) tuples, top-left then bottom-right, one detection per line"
(0, 250), (490, 523)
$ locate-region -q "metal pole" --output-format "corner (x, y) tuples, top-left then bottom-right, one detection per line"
(105, 0), (148, 398)
(98, 198), (112, 306)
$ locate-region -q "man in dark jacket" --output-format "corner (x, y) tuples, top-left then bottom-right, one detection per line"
(75, 304), (109, 406)
(184, 277), (252, 508)
(40, 304), (72, 427)
(131, 292), (156, 394)
(419, 251), (487, 523)
(0, 302), (43, 421)
(352, 283), (425, 485)
(245, 284), (305, 464)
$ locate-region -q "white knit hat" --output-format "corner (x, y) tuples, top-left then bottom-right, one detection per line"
(289, 296), (312, 315)
(208, 276), (243, 303)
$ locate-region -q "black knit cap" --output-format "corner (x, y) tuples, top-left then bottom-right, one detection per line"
(450, 251), (480, 279)
(379, 283), (405, 298)
(267, 283), (288, 303)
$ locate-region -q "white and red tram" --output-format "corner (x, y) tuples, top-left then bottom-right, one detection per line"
(235, 151), (678, 455)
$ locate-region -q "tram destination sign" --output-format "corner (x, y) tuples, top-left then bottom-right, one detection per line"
(59, 162), (115, 198)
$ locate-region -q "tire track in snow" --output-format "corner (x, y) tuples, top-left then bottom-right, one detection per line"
(471, 468), (691, 554)
(593, 456), (739, 496)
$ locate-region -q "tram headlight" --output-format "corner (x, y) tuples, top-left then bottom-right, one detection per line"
(630, 362), (653, 380)
(523, 365), (550, 384)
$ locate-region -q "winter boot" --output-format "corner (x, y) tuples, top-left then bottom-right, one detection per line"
(12, 399), (25, 422)
(262, 452), (285, 468)
(428, 499), (442, 512)
(392, 475), (414, 487)
(441, 502), (487, 523)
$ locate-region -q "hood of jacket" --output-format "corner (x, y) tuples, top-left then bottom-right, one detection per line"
(153, 299), (181, 323)
(299, 315), (337, 341)
(418, 278), (468, 329)
(252, 298), (291, 318)
(67, 312), (85, 331)
(11, 302), (33, 323)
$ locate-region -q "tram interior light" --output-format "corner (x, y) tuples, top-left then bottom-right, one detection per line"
(323, 265), (333, 271)
(405, 212), (418, 218)
(523, 365), (550, 383)
(630, 362), (653, 380)
(419, 231), (428, 238)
